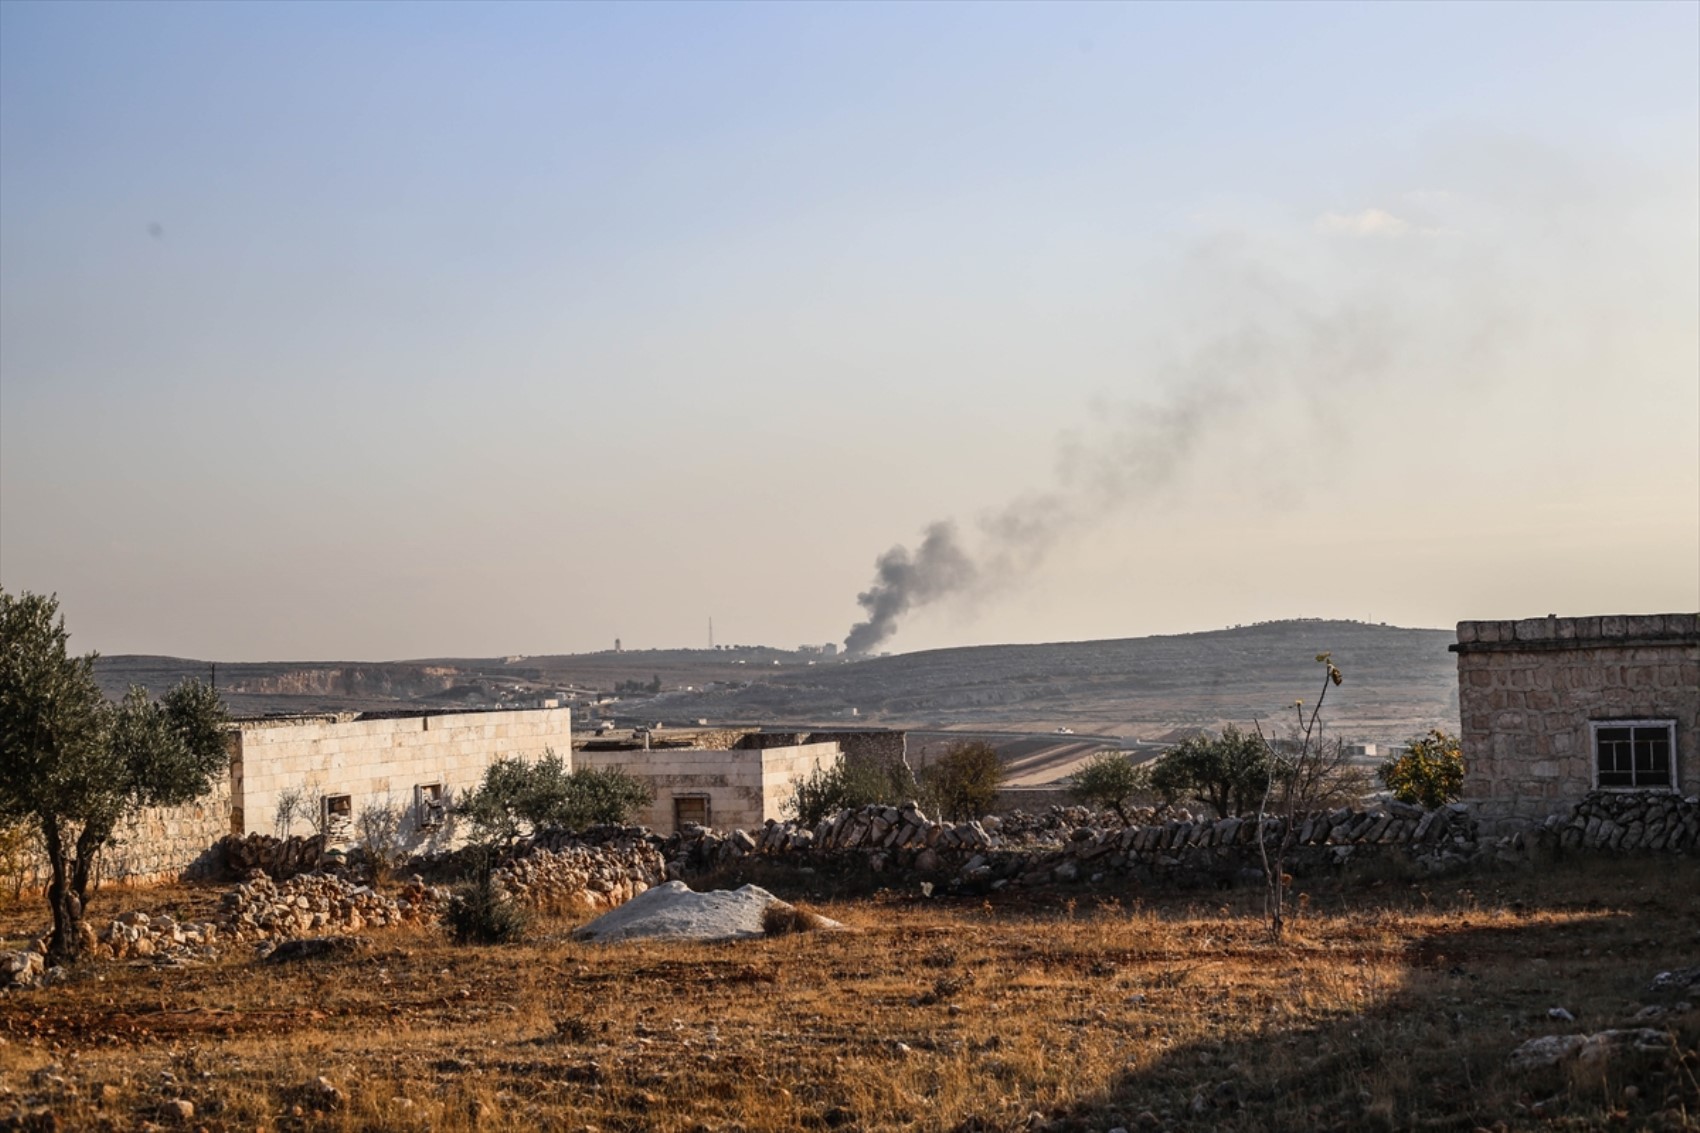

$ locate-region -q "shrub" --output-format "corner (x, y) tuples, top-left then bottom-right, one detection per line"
(1379, 729), (1464, 808)
(1067, 753), (1153, 823)
(919, 742), (1004, 822)
(787, 757), (916, 826)
(444, 873), (529, 944)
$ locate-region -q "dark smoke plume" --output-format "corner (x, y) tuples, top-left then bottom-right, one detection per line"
(836, 179), (1592, 656)
(840, 290), (1410, 655)
(844, 522), (976, 656)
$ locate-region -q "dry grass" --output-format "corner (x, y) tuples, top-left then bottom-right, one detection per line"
(1, 858), (1697, 1132)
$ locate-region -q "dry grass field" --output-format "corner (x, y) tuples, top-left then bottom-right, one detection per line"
(2, 857), (1697, 1132)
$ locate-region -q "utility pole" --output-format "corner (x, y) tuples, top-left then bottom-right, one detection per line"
(709, 617), (714, 650)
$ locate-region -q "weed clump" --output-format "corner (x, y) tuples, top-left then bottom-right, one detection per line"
(761, 901), (833, 936)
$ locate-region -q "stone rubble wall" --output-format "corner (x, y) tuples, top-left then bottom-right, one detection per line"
(659, 791), (1700, 891)
(657, 799), (1492, 889)
(490, 828), (667, 914)
(10, 777), (233, 893)
(213, 832), (326, 880)
(218, 871), (444, 943)
(1536, 790), (1700, 853)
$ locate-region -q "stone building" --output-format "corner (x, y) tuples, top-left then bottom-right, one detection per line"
(28, 714), (908, 887)
(573, 726), (908, 834)
(15, 705), (575, 890)
(228, 706), (575, 843)
(1452, 613), (1699, 830)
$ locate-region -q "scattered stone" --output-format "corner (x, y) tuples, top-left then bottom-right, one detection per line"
(262, 936), (372, 964)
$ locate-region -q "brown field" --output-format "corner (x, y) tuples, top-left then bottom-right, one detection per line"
(2, 858), (1697, 1132)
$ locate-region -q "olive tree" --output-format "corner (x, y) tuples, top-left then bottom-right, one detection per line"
(1068, 752), (1153, 823)
(1149, 725), (1274, 818)
(0, 590), (229, 962)
(458, 751), (651, 850)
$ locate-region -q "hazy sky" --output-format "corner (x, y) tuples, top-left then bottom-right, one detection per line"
(2, 1), (1696, 661)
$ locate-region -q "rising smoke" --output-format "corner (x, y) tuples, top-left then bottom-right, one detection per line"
(841, 255), (1425, 655)
(838, 150), (1670, 657)
(843, 522), (978, 656)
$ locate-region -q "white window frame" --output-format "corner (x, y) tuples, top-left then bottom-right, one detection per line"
(1589, 719), (1678, 792)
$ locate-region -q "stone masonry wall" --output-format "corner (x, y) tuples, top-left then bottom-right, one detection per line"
(16, 777), (232, 891)
(1452, 613), (1700, 830)
(230, 707), (573, 841)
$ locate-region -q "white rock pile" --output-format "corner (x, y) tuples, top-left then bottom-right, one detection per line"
(95, 910), (221, 962)
(571, 880), (841, 943)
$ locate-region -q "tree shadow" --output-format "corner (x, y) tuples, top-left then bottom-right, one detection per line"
(988, 859), (1700, 1132)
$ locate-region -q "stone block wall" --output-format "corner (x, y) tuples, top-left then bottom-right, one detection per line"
(14, 777), (233, 892)
(1452, 613), (1700, 830)
(230, 707), (573, 842)
(578, 741), (839, 834)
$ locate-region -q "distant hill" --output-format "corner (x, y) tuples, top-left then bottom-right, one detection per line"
(647, 620), (1459, 745)
(95, 619), (1459, 746)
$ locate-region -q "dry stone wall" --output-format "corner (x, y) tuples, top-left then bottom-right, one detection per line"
(491, 831), (667, 914)
(661, 790), (1700, 892)
(1536, 790), (1700, 853)
(658, 799), (1496, 889)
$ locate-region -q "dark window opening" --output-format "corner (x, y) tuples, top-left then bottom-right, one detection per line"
(674, 795), (709, 831)
(416, 783), (445, 829)
(323, 794), (353, 840)
(1594, 721), (1676, 789)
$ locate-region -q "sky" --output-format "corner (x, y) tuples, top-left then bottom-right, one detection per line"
(1, 1), (1696, 661)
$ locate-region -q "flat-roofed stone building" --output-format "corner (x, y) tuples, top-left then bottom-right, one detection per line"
(1451, 613), (1699, 830)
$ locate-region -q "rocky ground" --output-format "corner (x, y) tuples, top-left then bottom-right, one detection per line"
(0, 856), (1696, 1131)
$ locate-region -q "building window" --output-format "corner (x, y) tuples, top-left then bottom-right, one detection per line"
(674, 795), (709, 831)
(416, 782), (448, 826)
(1592, 720), (1678, 790)
(322, 794), (353, 841)
(415, 783), (445, 829)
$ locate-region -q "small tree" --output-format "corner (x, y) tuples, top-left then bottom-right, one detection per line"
(1254, 653), (1349, 942)
(1149, 726), (1274, 818)
(1379, 729), (1464, 808)
(1068, 752), (1153, 823)
(354, 793), (408, 886)
(458, 752), (652, 850)
(0, 590), (229, 962)
(919, 741), (1004, 822)
(786, 757), (916, 826)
